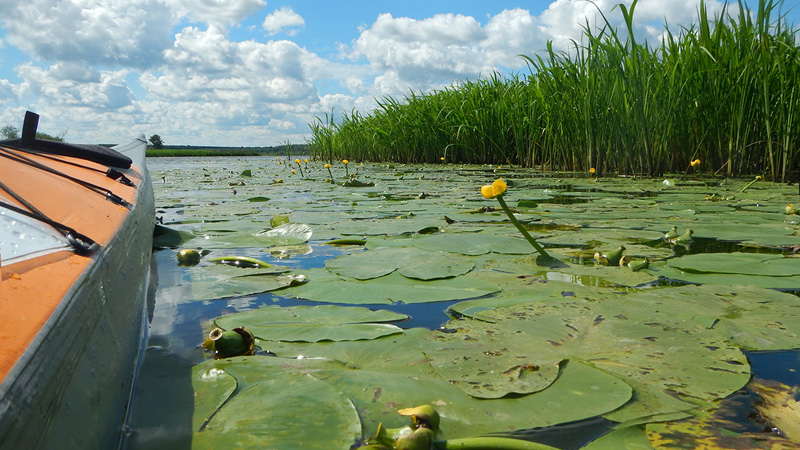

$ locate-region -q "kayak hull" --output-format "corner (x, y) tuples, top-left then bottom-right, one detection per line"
(0, 136), (154, 449)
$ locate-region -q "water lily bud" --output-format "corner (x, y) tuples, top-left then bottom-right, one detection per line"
(676, 229), (694, 243)
(664, 226), (678, 241)
(177, 249), (201, 266)
(604, 246), (625, 266)
(395, 427), (434, 450)
(594, 251), (609, 266)
(206, 327), (253, 358)
(398, 405), (440, 431)
(629, 259), (650, 272)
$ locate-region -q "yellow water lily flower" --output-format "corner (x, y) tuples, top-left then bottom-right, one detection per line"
(589, 167), (596, 174)
(324, 163), (331, 168)
(295, 158), (301, 165)
(481, 179), (507, 199)
(690, 159), (701, 167)
(342, 159), (349, 164)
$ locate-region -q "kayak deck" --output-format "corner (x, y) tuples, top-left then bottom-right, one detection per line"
(0, 132), (154, 448)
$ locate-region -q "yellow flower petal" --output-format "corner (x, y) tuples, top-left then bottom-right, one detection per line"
(481, 179), (507, 199)
(492, 178), (507, 195)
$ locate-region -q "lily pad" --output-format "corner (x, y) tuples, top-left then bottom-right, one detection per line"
(666, 253), (800, 276)
(214, 305), (407, 342)
(630, 284), (800, 351)
(325, 247), (474, 280)
(157, 263), (300, 302)
(282, 269), (500, 304)
(192, 359), (362, 450)
(256, 329), (632, 439)
(414, 232), (535, 255)
(254, 223), (313, 245)
(422, 297), (750, 423)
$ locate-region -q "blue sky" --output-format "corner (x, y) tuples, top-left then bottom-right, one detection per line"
(1, 0), (799, 146)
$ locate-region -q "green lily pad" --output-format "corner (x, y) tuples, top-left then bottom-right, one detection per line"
(655, 263), (800, 289)
(256, 329), (632, 439)
(667, 253), (800, 276)
(414, 232), (535, 255)
(631, 284), (800, 351)
(192, 358), (361, 450)
(325, 247), (474, 280)
(422, 297), (750, 423)
(255, 223), (313, 245)
(282, 269), (500, 304)
(214, 305), (407, 342)
(157, 263), (299, 302)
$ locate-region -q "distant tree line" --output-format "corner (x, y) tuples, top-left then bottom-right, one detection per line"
(2, 127), (305, 156)
(147, 142), (308, 155)
(1, 125), (66, 142)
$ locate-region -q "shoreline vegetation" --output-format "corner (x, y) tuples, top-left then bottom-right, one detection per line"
(307, 0), (800, 181)
(146, 144), (307, 158)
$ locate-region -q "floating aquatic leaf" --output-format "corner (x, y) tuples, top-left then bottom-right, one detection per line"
(214, 305), (407, 342)
(581, 424), (656, 450)
(414, 232), (535, 255)
(325, 247), (474, 281)
(666, 253), (800, 276)
(255, 223), (312, 245)
(192, 358), (361, 450)
(260, 329), (631, 439)
(283, 269), (500, 304)
(269, 214), (290, 227)
(208, 255), (272, 268)
(631, 284), (800, 351)
(422, 297), (750, 423)
(325, 238), (368, 246)
(157, 263), (298, 302)
(655, 262), (800, 289)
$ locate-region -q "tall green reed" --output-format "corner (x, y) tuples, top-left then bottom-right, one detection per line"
(307, 0), (799, 180)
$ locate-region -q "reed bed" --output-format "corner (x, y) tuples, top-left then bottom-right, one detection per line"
(307, 0), (799, 179)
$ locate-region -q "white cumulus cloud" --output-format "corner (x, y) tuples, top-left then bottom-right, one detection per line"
(168, 0), (267, 28)
(0, 0), (174, 68)
(262, 6), (305, 36)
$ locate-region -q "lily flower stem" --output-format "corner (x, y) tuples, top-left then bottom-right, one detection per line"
(741, 178), (759, 192)
(495, 194), (551, 259)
